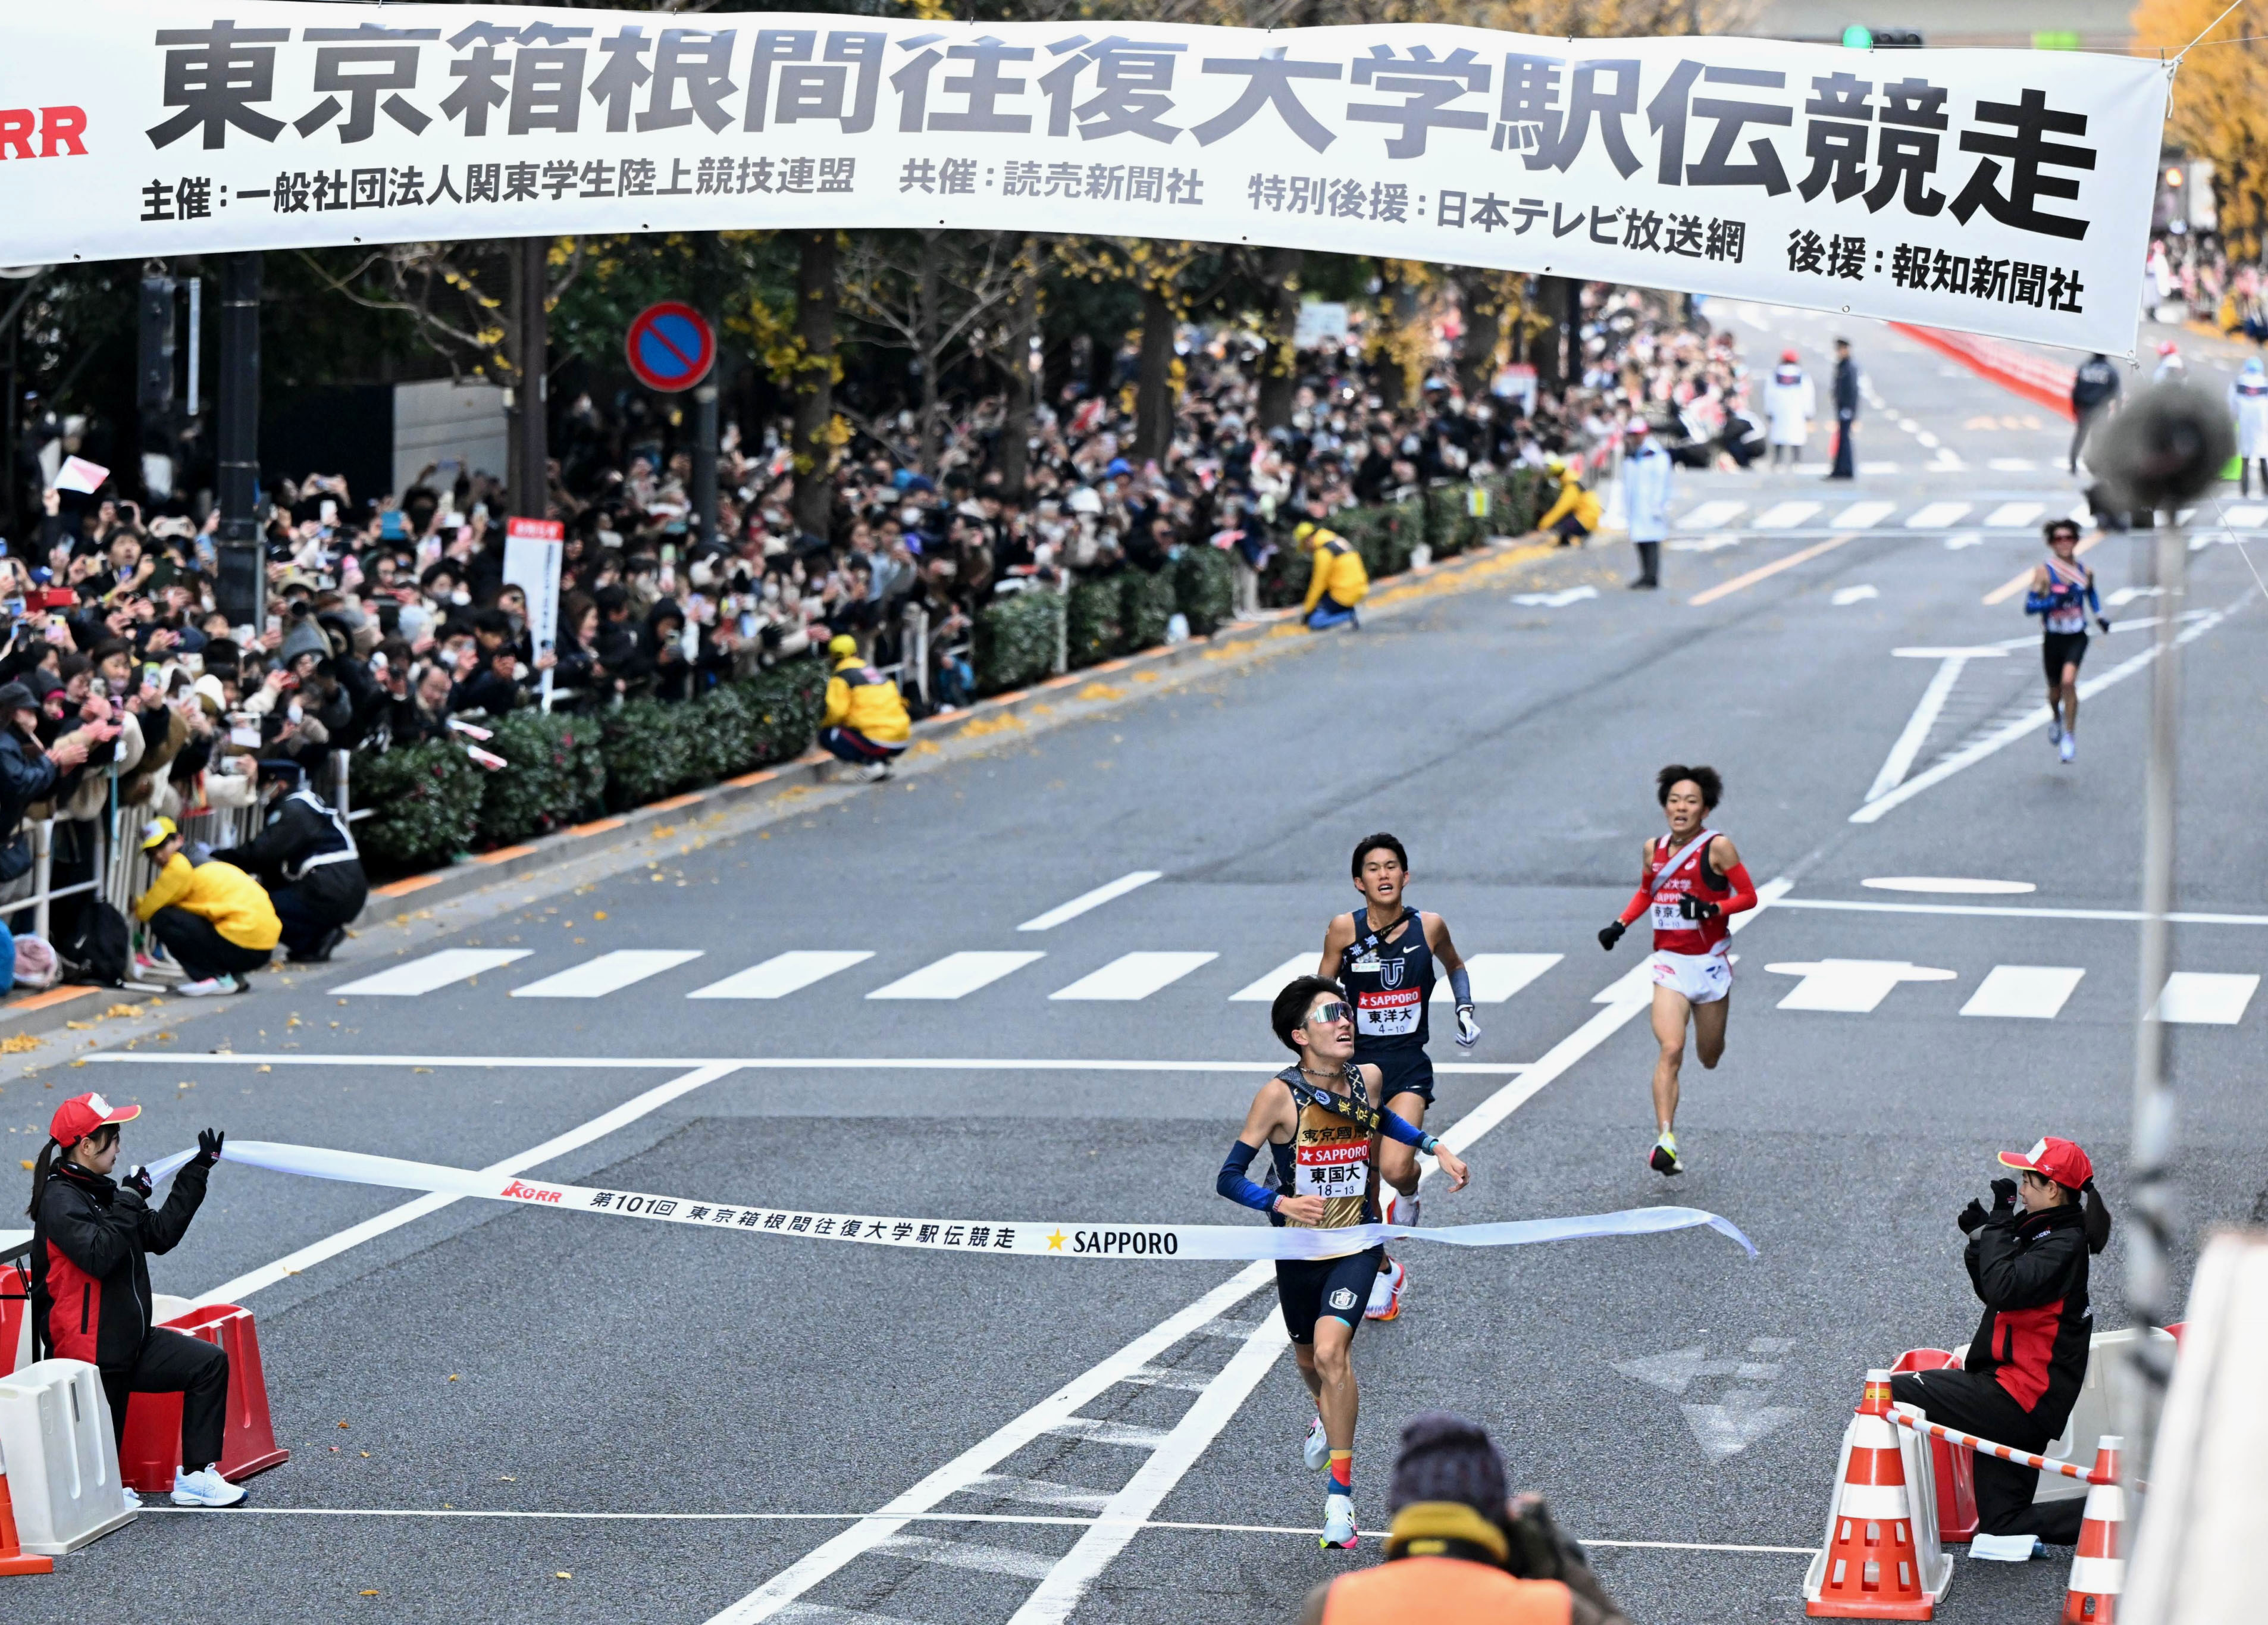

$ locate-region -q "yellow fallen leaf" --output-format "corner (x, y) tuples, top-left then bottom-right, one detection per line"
(65, 1020), (91, 1030)
(360, 1451), (371, 1458)
(256, 1064), (272, 1073)
(1077, 682), (1124, 701)
(447, 1374), (459, 1381)
(592, 910), (607, 920)
(101, 1003), (143, 1020)
(69, 1058), (86, 1067)
(2, 1034), (41, 1053)
(360, 1590), (380, 1597)
(413, 1066), (433, 1074)
(1133, 671), (1161, 683)
(499, 1474), (516, 1482)
(339, 1420), (350, 1429)
(19, 1159), (32, 1170)
(555, 1571), (572, 1580)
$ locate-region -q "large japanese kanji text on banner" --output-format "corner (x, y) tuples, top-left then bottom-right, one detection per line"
(1, 3), (2169, 354)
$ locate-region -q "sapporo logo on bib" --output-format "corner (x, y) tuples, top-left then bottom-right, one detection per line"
(1296, 1133), (1370, 1197)
(1356, 987), (1422, 1036)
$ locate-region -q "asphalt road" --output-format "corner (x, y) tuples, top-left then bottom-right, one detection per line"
(6, 308), (2263, 1625)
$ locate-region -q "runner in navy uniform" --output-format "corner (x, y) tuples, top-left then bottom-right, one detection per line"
(2025, 518), (2111, 765)
(1217, 976), (1471, 1549)
(1318, 834), (1477, 1322)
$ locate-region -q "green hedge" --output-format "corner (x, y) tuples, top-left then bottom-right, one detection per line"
(975, 590), (1063, 694)
(356, 740), (485, 872)
(475, 711), (607, 847)
(1120, 566), (1179, 652)
(1173, 546), (1235, 636)
(1066, 577), (1124, 667)
(599, 698), (690, 811)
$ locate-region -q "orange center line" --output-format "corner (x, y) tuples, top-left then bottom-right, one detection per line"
(1688, 533), (1857, 606)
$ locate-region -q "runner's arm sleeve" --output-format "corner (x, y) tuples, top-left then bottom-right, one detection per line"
(1614, 884), (1652, 926)
(1448, 964), (1473, 1007)
(1379, 1110), (1440, 1155)
(1718, 862), (1759, 916)
(1216, 1139), (1278, 1213)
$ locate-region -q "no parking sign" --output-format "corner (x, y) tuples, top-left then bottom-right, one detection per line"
(624, 302), (715, 394)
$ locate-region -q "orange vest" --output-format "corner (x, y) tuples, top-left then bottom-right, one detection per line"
(1318, 1556), (1573, 1624)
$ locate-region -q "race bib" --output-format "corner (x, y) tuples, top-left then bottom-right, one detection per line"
(1652, 899), (1684, 931)
(1356, 987), (1423, 1036)
(1295, 1135), (1371, 1200)
(2047, 605), (2085, 633)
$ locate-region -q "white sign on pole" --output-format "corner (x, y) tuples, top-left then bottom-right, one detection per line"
(502, 516), (563, 712)
(3, 4), (2170, 355)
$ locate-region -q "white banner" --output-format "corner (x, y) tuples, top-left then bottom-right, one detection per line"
(142, 1140), (1758, 1262)
(1, 3), (2167, 353)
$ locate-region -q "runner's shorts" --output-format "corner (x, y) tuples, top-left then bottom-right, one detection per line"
(2041, 631), (2088, 684)
(1651, 948), (1732, 1004)
(1359, 1048), (1436, 1108)
(1275, 1245), (1387, 1345)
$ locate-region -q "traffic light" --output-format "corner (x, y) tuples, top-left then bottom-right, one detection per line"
(137, 274), (177, 418)
(1841, 25), (1925, 47)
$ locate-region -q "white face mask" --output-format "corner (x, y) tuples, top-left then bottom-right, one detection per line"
(450, 590), (470, 606)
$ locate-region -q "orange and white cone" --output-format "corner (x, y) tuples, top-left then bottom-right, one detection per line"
(2062, 1436), (2124, 1624)
(1805, 1370), (1935, 1620)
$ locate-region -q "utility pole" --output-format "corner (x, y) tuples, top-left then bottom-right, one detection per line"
(511, 236), (549, 521)
(689, 306), (719, 549)
(214, 252), (263, 632)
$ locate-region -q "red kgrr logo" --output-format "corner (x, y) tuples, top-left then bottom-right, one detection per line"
(0, 108), (87, 159)
(500, 1179), (562, 1203)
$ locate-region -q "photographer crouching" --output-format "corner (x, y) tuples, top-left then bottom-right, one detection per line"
(211, 760), (365, 963)
(1299, 1413), (1628, 1624)
(1889, 1136), (2112, 1562)
(26, 1092), (244, 1508)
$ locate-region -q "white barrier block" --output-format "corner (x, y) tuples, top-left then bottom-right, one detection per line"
(1952, 1325), (2175, 1504)
(150, 1295), (196, 1327)
(0, 1358), (136, 1554)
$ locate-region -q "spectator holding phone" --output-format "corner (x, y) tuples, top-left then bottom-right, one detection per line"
(0, 678), (86, 884)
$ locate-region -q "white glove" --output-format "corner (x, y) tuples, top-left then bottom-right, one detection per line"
(1454, 1004), (1480, 1048)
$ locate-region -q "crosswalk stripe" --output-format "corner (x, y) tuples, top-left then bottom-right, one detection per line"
(1050, 951), (1218, 1001)
(334, 948), (530, 997)
(1678, 499), (1748, 530)
(1754, 500), (1821, 529)
(510, 950), (705, 998)
(1229, 954), (1311, 1002)
(867, 951), (1045, 1000)
(2222, 503), (2268, 526)
(1905, 501), (1972, 528)
(1960, 965), (2084, 1019)
(1984, 502), (2045, 528)
(869, 1534), (1060, 1580)
(688, 951), (875, 1000)
(1830, 500), (1895, 528)
(2153, 972), (2258, 1025)
(1431, 953), (1562, 1003)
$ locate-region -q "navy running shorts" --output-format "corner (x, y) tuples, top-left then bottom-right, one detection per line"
(1362, 1050), (1436, 1110)
(1275, 1245), (1386, 1345)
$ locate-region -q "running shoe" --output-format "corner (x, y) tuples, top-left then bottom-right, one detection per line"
(1303, 1416), (1331, 1473)
(1649, 1131), (1684, 1176)
(2048, 721), (2063, 747)
(176, 975), (239, 998)
(856, 762), (892, 783)
(2059, 733), (2076, 764)
(1387, 1192), (1421, 1228)
(121, 1486), (141, 1511)
(1320, 1493), (1358, 1550)
(1364, 1258), (1405, 1322)
(170, 1467), (246, 1508)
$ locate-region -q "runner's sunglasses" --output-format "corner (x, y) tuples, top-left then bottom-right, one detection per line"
(1305, 1001), (1353, 1025)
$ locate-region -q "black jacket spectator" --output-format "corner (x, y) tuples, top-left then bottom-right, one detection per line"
(31, 1155), (210, 1370)
(1962, 1197), (2092, 1424)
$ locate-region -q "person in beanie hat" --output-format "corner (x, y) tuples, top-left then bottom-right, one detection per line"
(24, 1094), (244, 1508)
(1298, 1413), (1630, 1624)
(1888, 1135), (2114, 1561)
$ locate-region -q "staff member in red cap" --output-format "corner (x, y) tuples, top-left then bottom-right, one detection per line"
(1888, 1136), (2112, 1561)
(24, 1092), (244, 1508)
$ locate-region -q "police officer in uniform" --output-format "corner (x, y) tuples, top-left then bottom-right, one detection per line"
(212, 760), (365, 963)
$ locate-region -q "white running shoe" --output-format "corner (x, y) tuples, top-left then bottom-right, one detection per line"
(2059, 733), (2076, 763)
(170, 1467), (246, 1508)
(1387, 1192), (1420, 1228)
(121, 1486), (141, 1510)
(856, 762), (892, 783)
(1364, 1258), (1405, 1322)
(176, 975), (238, 998)
(1303, 1416), (1330, 1473)
(1320, 1493), (1358, 1549)
(1650, 1131), (1684, 1176)
(2048, 719), (2063, 747)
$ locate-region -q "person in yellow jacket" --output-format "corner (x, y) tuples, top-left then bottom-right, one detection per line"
(132, 816), (281, 997)
(1299, 1414), (1630, 1625)
(1534, 456), (1602, 547)
(819, 633), (912, 782)
(1296, 515), (1369, 631)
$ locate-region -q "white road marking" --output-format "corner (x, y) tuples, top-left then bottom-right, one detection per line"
(333, 948), (530, 996)
(1772, 897), (2268, 927)
(1048, 952), (1218, 1001)
(872, 1534), (1060, 1580)
(1512, 585), (1600, 608)
(866, 951), (1046, 1000)
(92, 1053), (1534, 1074)
(1830, 584), (1879, 606)
(1851, 591), (2254, 823)
(689, 952), (876, 1000)
(1863, 877), (2034, 894)
(1896, 418), (1920, 433)
(1915, 431), (1942, 450)
(703, 888), (1789, 1624)
(2220, 503), (2268, 526)
(1865, 652), (2002, 802)
(2105, 585), (2163, 608)
(773, 1604), (920, 1625)
(1962, 966), (2085, 1019)
(1764, 959), (1956, 1012)
(191, 1063), (740, 1306)
(1227, 954), (1312, 1002)
(1678, 500), (1749, 530)
(965, 1476), (1114, 1512)
(509, 950), (704, 999)
(2154, 972), (2258, 1025)
(1431, 953), (1561, 1002)
(1904, 502), (1972, 528)
(1684, 1394), (1803, 1460)
(1668, 534), (1741, 552)
(1985, 502), (2046, 528)
(1830, 500), (1895, 527)
(1753, 500), (1821, 529)
(1017, 872), (1162, 932)
(1859, 461), (1900, 475)
(1944, 533), (1984, 550)
(1989, 458), (2038, 472)
(1041, 1416), (1174, 1449)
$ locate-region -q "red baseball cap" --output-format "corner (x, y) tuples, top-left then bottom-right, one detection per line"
(1999, 1136), (2092, 1189)
(49, 1091), (140, 1147)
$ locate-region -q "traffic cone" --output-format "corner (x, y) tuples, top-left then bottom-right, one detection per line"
(1805, 1370), (1936, 1619)
(0, 1464), (56, 1577)
(2062, 1436), (2125, 1624)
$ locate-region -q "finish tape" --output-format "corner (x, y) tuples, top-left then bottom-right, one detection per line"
(145, 1140), (1758, 1263)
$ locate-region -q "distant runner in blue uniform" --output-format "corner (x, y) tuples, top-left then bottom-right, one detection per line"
(1318, 833), (1477, 1323)
(2024, 518), (2111, 765)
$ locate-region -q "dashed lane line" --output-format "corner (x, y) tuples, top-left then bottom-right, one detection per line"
(1772, 897), (2268, 926)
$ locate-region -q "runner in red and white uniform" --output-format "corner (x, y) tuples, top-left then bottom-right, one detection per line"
(1596, 765), (1758, 1175)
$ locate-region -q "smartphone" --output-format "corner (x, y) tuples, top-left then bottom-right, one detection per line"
(2, 597), (21, 619)
(319, 499), (339, 526)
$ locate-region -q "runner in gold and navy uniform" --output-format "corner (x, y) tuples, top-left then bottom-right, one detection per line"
(1319, 834), (1477, 1322)
(1218, 976), (1472, 1551)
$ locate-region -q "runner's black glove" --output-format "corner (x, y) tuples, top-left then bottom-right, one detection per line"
(1990, 1177), (2018, 1211)
(1678, 894), (1721, 922)
(1597, 920), (1626, 951)
(2097, 616), (2113, 634)
(1957, 1198), (1990, 1234)
(196, 1128), (225, 1166)
(121, 1165), (153, 1200)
